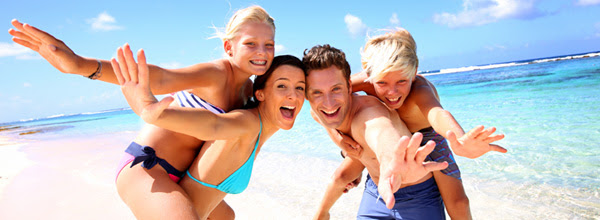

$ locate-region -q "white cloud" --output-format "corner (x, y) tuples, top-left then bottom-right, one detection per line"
(344, 14), (368, 36)
(0, 42), (33, 57)
(23, 82), (31, 88)
(87, 12), (124, 31)
(433, 0), (544, 28)
(575, 0), (600, 6)
(275, 44), (286, 53)
(390, 13), (400, 25)
(159, 62), (184, 69)
(484, 44), (507, 51)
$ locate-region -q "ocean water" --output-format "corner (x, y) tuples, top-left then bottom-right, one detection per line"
(1, 53), (599, 218)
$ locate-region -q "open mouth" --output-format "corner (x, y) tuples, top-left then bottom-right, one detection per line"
(321, 108), (340, 118)
(250, 60), (267, 66)
(387, 97), (401, 105)
(280, 106), (296, 119)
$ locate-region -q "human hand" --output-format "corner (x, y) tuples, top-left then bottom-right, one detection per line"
(111, 45), (173, 123)
(377, 133), (448, 209)
(343, 174), (362, 193)
(447, 125), (507, 159)
(338, 131), (363, 159)
(9, 19), (87, 74)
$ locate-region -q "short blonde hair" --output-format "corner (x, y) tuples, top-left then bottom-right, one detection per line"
(361, 28), (418, 82)
(215, 5), (275, 42)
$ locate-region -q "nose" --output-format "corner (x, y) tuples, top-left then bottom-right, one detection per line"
(323, 93), (336, 108)
(387, 86), (399, 96)
(257, 44), (266, 56)
(287, 89), (303, 101)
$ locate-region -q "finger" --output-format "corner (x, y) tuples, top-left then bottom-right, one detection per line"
(466, 125), (485, 139)
(415, 140), (436, 163)
(12, 37), (39, 51)
(475, 126), (496, 140)
(490, 144), (508, 153)
(154, 96), (174, 114)
(123, 43), (139, 83)
(446, 130), (461, 148)
(405, 133), (422, 160)
(395, 135), (410, 161)
(111, 58), (124, 85)
(11, 19), (24, 30)
(423, 161), (448, 172)
(484, 133), (505, 143)
(10, 19), (32, 38)
(137, 49), (149, 88)
(22, 23), (56, 44)
(8, 28), (40, 46)
(379, 179), (396, 209)
(116, 47), (130, 82)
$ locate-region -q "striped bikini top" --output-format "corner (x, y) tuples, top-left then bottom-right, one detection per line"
(172, 90), (226, 114)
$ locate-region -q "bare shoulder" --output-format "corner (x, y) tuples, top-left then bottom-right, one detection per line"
(409, 75), (439, 101)
(353, 95), (394, 122)
(224, 109), (262, 135)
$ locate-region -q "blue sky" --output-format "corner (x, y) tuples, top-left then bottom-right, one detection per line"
(1, 0), (600, 123)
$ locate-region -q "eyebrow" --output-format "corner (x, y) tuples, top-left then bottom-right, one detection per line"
(275, 78), (305, 84)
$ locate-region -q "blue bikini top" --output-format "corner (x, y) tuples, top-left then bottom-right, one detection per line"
(186, 113), (262, 194)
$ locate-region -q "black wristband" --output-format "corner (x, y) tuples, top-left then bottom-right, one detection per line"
(86, 60), (102, 80)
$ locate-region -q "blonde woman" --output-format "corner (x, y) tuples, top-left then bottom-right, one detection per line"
(10, 6), (276, 219)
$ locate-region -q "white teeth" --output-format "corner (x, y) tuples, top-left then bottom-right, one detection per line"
(281, 106), (295, 110)
(251, 60), (266, 65)
(388, 97), (400, 102)
(322, 109), (337, 114)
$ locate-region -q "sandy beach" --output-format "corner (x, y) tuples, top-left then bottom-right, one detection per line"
(0, 127), (598, 219)
(0, 131), (363, 219)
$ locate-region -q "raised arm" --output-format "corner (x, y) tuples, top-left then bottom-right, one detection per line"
(113, 47), (255, 140)
(355, 101), (447, 209)
(350, 71), (377, 95)
(413, 77), (507, 159)
(9, 19), (226, 94)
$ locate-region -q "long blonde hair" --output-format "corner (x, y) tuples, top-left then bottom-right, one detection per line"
(361, 28), (418, 82)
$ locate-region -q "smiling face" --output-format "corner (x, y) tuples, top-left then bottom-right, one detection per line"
(371, 70), (414, 109)
(225, 22), (275, 76)
(305, 66), (352, 129)
(256, 65), (306, 130)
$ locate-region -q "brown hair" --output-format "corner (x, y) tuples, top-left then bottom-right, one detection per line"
(302, 44), (351, 81)
(244, 55), (305, 109)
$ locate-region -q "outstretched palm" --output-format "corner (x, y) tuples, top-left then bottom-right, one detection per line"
(377, 133), (448, 209)
(447, 125), (507, 159)
(111, 47), (173, 123)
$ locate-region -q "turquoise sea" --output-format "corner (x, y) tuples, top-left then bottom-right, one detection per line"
(1, 52), (599, 219)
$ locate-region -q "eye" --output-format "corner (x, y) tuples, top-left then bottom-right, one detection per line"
(266, 43), (275, 47)
(376, 81), (387, 86)
(245, 42), (255, 46)
(296, 86), (305, 91)
(397, 80), (407, 84)
(277, 84), (286, 89)
(332, 87), (342, 92)
(312, 90), (322, 95)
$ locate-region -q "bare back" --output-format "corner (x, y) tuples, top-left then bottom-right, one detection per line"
(132, 59), (253, 171)
(397, 75), (441, 133)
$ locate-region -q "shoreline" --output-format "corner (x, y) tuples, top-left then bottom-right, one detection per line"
(0, 136), (33, 196)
